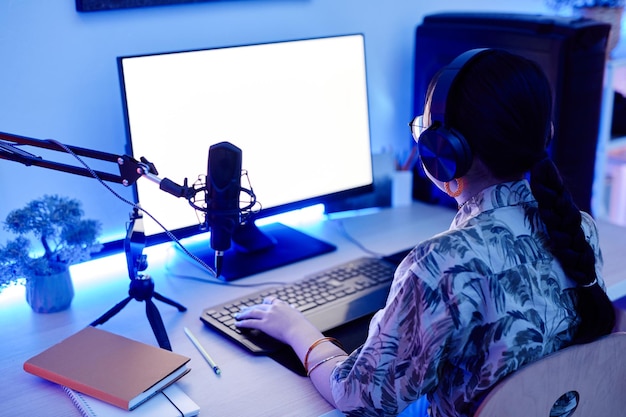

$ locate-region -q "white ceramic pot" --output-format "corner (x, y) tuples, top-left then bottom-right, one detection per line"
(25, 269), (74, 313)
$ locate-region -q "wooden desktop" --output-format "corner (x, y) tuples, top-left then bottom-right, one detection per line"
(1, 202), (624, 417)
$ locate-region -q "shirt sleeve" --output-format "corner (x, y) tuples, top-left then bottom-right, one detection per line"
(329, 248), (454, 416)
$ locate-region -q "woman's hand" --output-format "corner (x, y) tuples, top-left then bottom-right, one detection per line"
(234, 296), (322, 346)
(236, 296), (346, 408)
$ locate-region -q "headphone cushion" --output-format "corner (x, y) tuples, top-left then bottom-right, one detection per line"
(418, 127), (472, 182)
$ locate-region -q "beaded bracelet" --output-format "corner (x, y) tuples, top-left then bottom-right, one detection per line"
(307, 354), (349, 377)
(303, 337), (344, 372)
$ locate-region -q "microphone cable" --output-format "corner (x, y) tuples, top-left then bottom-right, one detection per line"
(46, 139), (390, 289)
(48, 139), (220, 278)
(48, 139), (289, 288)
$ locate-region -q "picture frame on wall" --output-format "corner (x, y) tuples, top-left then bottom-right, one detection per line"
(76, 0), (212, 11)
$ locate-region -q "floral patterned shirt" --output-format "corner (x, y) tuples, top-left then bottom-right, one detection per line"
(330, 180), (605, 417)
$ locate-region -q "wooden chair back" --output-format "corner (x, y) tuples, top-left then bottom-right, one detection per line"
(474, 318), (626, 416)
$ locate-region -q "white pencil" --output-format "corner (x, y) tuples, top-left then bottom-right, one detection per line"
(184, 327), (221, 375)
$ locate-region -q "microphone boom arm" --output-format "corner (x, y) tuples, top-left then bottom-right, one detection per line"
(0, 130), (199, 200)
(1, 130), (258, 278)
(0, 130), (148, 185)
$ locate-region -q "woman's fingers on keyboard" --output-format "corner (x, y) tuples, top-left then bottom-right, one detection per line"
(235, 304), (270, 320)
(263, 296), (278, 305)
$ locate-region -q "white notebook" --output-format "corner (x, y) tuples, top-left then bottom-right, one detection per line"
(64, 384), (199, 417)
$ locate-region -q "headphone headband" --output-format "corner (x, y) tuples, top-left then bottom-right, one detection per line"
(429, 48), (490, 127)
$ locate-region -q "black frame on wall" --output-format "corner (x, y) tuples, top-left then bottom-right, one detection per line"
(76, 0), (211, 11)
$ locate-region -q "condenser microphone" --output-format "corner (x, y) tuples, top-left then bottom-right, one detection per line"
(206, 141), (242, 277)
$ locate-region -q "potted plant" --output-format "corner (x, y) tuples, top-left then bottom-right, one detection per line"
(546, 0), (625, 54)
(0, 195), (102, 313)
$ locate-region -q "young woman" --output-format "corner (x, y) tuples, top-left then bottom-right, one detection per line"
(234, 49), (615, 417)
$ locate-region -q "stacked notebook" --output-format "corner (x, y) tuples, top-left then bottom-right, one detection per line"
(24, 326), (199, 415)
(64, 384), (199, 417)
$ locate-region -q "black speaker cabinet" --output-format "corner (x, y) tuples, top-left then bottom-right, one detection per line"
(412, 12), (610, 213)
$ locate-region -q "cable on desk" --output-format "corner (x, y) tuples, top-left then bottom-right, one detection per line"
(329, 217), (387, 258)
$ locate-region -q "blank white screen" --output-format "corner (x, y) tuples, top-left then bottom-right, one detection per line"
(120, 34), (373, 236)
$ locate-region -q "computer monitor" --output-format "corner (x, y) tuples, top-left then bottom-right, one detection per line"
(118, 34), (374, 280)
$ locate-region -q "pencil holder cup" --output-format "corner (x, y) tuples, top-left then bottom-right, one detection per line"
(392, 170), (413, 207)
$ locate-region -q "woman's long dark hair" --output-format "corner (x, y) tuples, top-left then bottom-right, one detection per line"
(441, 49), (615, 343)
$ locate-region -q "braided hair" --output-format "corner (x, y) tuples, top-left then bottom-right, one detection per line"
(442, 49), (615, 343)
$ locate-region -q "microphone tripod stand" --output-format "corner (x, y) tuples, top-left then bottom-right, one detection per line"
(90, 208), (186, 351)
(1, 131), (192, 351)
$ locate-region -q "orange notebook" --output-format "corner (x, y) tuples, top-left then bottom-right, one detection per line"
(24, 326), (191, 411)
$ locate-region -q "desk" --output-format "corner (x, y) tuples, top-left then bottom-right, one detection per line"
(1, 203), (624, 417)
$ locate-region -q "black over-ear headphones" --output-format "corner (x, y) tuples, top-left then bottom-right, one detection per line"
(417, 48), (491, 182)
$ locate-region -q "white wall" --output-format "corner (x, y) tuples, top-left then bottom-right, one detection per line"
(0, 0), (549, 243)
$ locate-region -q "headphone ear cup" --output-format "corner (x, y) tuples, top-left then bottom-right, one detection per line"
(417, 126), (473, 182)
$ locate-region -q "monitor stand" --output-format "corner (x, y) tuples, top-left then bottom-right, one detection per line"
(182, 221), (336, 281)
